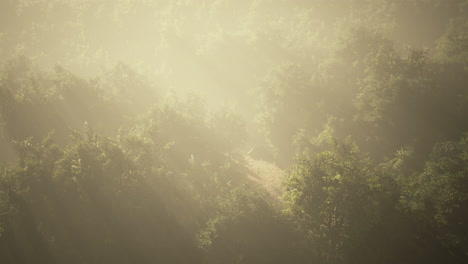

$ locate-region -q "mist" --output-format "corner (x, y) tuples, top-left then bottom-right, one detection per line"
(1, 0), (468, 263)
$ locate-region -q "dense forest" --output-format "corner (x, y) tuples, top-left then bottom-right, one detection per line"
(1, 0), (468, 263)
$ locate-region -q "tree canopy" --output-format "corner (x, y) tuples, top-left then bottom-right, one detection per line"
(1, 1), (468, 263)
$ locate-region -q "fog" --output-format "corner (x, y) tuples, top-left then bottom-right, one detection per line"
(1, 0), (467, 263)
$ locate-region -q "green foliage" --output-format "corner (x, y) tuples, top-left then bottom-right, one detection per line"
(404, 134), (468, 254)
(0, 1), (468, 263)
(434, 0), (468, 64)
(286, 134), (468, 263)
(285, 137), (377, 263)
(199, 186), (308, 264)
(0, 128), (203, 263)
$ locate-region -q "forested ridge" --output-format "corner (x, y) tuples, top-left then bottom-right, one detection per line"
(1, 0), (468, 263)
